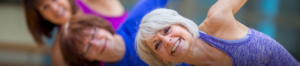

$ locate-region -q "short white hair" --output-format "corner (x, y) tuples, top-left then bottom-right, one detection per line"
(135, 8), (199, 66)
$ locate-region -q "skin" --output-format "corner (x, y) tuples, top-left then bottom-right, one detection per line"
(37, 0), (72, 25)
(81, 28), (125, 62)
(81, 0), (125, 17)
(145, 0), (248, 66)
(35, 0), (125, 66)
(37, 0), (125, 26)
(145, 25), (193, 63)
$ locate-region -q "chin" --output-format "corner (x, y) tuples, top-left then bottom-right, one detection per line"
(171, 41), (190, 61)
(179, 41), (190, 58)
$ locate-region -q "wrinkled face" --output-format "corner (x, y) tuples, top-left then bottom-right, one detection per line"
(80, 27), (123, 61)
(37, 0), (72, 25)
(145, 25), (194, 62)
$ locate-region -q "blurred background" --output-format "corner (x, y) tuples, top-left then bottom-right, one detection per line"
(0, 0), (299, 66)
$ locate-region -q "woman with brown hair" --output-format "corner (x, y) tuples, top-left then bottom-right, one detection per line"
(59, 15), (124, 66)
(24, 0), (127, 46)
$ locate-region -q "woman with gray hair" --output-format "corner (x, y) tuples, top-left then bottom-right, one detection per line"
(136, 0), (300, 66)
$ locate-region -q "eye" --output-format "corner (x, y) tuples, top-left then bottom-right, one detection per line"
(163, 26), (171, 35)
(155, 41), (161, 50)
(42, 5), (49, 10)
(91, 27), (98, 40)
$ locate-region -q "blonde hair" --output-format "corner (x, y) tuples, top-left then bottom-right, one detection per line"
(135, 8), (199, 66)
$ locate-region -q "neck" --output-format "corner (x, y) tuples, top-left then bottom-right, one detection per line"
(181, 38), (214, 65)
(181, 38), (231, 66)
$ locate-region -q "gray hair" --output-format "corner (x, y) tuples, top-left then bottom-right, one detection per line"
(135, 8), (199, 66)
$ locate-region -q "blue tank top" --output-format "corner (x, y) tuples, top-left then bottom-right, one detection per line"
(198, 28), (300, 66)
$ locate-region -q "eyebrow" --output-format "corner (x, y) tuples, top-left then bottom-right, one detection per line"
(152, 40), (157, 46)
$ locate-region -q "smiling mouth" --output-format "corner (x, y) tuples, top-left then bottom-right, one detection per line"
(171, 38), (181, 54)
(56, 7), (65, 18)
(99, 39), (107, 54)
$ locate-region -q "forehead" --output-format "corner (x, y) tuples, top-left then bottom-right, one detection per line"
(34, 0), (51, 7)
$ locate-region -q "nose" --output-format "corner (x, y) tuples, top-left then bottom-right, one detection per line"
(159, 35), (172, 48)
(49, 3), (59, 13)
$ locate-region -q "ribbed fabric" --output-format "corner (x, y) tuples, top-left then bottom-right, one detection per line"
(199, 28), (300, 66)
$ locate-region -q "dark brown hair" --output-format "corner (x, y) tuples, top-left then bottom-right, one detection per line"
(23, 0), (78, 46)
(59, 15), (114, 66)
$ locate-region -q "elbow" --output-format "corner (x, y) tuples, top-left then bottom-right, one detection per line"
(206, 10), (225, 24)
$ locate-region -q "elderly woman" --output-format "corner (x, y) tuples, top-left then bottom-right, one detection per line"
(136, 0), (300, 66)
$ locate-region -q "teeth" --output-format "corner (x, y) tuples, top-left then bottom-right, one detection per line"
(95, 39), (105, 45)
(172, 39), (180, 53)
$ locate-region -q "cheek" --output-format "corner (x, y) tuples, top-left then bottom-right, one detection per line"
(105, 41), (114, 51)
(180, 39), (190, 53)
(43, 13), (62, 24)
(40, 11), (54, 19)
(85, 52), (96, 61)
(180, 29), (193, 42)
(39, 10), (61, 24)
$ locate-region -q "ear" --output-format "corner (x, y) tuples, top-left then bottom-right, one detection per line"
(157, 57), (168, 64)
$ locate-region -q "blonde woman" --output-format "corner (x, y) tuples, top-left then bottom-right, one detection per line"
(136, 0), (300, 66)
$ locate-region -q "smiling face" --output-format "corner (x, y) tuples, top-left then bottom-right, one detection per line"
(145, 25), (194, 62)
(37, 0), (72, 25)
(80, 27), (124, 62)
(60, 15), (125, 65)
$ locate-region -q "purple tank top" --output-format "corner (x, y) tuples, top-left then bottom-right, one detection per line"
(75, 0), (128, 30)
(198, 28), (300, 66)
